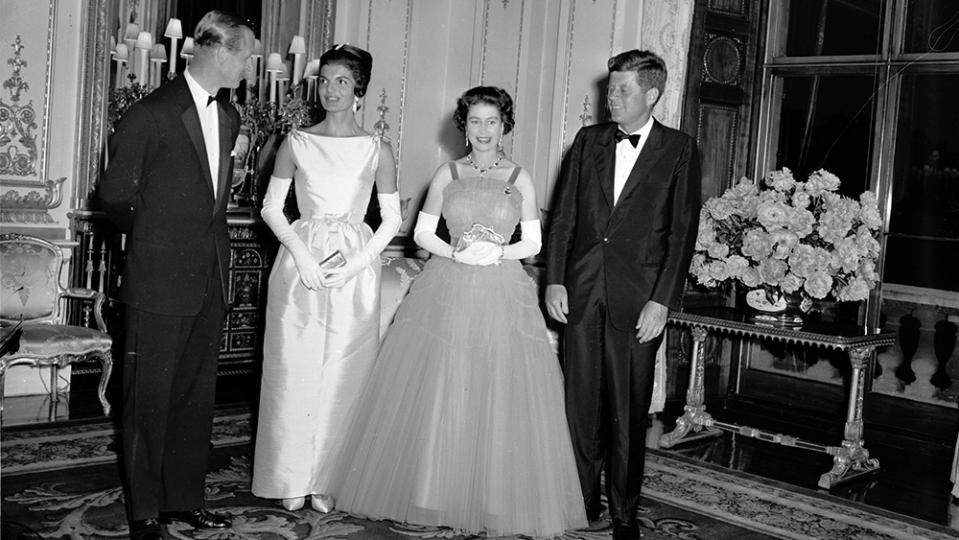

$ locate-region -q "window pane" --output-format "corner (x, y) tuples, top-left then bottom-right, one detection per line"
(774, 75), (878, 197)
(904, 0), (959, 53)
(885, 74), (959, 291)
(785, 0), (884, 57)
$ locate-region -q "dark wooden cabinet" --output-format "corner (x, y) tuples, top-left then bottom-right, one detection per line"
(219, 214), (276, 381)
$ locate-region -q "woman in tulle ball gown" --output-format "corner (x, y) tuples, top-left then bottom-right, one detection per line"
(334, 86), (587, 538)
(251, 44), (401, 513)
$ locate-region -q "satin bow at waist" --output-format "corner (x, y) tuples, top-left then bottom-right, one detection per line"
(295, 212), (369, 251)
(299, 212), (364, 225)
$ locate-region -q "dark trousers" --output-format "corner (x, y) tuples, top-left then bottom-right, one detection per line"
(563, 291), (660, 525)
(121, 273), (225, 522)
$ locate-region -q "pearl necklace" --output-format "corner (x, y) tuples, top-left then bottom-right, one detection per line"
(466, 152), (502, 175)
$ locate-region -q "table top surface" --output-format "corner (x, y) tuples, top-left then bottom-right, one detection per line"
(668, 306), (896, 350)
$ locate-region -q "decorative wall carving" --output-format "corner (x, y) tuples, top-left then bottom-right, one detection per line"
(703, 34), (743, 86)
(0, 176), (65, 224)
(0, 36), (38, 178)
(0, 1), (54, 189)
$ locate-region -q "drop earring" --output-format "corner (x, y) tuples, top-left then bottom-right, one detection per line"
(352, 97), (360, 112)
(465, 133), (470, 148)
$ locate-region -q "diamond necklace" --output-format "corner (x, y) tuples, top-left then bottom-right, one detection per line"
(466, 152), (502, 175)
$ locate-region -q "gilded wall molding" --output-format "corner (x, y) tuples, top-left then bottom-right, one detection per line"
(365, 0), (412, 172)
(74, 0), (111, 206)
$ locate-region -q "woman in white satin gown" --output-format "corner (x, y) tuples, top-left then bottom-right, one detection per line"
(251, 44), (401, 513)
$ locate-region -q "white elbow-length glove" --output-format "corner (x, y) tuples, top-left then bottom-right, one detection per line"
(262, 175), (324, 290)
(500, 219), (542, 260)
(413, 212), (495, 265)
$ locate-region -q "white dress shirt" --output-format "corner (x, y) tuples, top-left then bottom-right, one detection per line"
(613, 116), (654, 205)
(183, 69), (221, 198)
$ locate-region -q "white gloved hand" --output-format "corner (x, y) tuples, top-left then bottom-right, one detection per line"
(320, 252), (369, 288)
(453, 241), (502, 266)
(290, 247), (324, 290)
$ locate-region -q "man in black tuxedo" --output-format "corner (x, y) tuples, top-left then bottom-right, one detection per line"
(545, 50), (701, 540)
(100, 10), (254, 540)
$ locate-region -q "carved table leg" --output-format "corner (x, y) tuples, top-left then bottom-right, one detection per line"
(660, 326), (721, 447)
(818, 346), (881, 488)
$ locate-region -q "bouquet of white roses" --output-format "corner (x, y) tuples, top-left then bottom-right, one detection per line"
(689, 168), (883, 307)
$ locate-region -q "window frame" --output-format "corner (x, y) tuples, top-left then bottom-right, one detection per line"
(754, 0), (959, 329)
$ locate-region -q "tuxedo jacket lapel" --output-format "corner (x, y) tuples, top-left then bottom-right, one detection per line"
(592, 125), (618, 211)
(215, 101), (234, 209)
(181, 107), (215, 199)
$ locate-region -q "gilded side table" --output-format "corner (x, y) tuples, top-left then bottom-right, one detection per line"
(660, 306), (896, 489)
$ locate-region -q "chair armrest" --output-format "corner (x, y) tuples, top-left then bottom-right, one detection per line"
(64, 287), (109, 332)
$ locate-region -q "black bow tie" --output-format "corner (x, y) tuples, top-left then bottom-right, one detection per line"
(207, 94), (220, 106)
(615, 130), (641, 148)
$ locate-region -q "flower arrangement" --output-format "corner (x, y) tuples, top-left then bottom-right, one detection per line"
(689, 168), (883, 308)
(107, 76), (153, 134)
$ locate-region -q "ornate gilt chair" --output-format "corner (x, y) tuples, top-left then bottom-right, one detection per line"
(0, 233), (113, 421)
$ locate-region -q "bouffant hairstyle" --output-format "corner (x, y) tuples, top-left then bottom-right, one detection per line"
(607, 49), (667, 103)
(453, 86), (515, 135)
(319, 44), (373, 98)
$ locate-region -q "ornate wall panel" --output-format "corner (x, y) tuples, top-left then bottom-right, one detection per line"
(682, 0), (763, 198)
(0, 1), (86, 229)
(335, 0), (696, 234)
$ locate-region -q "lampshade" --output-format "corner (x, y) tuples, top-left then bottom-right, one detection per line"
(124, 22), (140, 41)
(304, 59), (320, 78)
(135, 31), (153, 50)
(164, 18), (183, 39)
(288, 35), (306, 55)
(180, 37), (195, 57)
(114, 43), (129, 61)
(265, 52), (284, 72)
(150, 44), (167, 61)
(276, 65), (290, 79)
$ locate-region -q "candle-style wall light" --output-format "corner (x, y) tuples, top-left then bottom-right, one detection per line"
(163, 18), (183, 78)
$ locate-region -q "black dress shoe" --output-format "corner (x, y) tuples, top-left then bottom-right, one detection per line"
(129, 518), (164, 540)
(158, 508), (230, 529)
(612, 519), (642, 540)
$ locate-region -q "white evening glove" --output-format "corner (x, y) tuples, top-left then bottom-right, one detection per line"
(324, 192), (402, 288)
(413, 211), (456, 259)
(500, 219), (542, 260)
(261, 175), (323, 290)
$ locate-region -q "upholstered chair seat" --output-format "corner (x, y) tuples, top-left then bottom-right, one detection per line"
(14, 325), (113, 357)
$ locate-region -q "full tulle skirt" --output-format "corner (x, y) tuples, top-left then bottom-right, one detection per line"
(252, 218), (380, 499)
(335, 257), (587, 538)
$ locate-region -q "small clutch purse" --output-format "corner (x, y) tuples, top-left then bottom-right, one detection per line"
(455, 223), (505, 252)
(318, 250), (347, 272)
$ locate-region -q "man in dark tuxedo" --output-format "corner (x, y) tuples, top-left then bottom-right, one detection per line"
(100, 10), (254, 540)
(545, 50), (701, 540)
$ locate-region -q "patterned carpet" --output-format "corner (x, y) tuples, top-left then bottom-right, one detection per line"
(1, 412), (953, 540)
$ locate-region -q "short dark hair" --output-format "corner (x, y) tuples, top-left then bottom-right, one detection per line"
(194, 10), (252, 50)
(453, 86), (515, 135)
(608, 50), (667, 100)
(320, 44), (373, 98)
